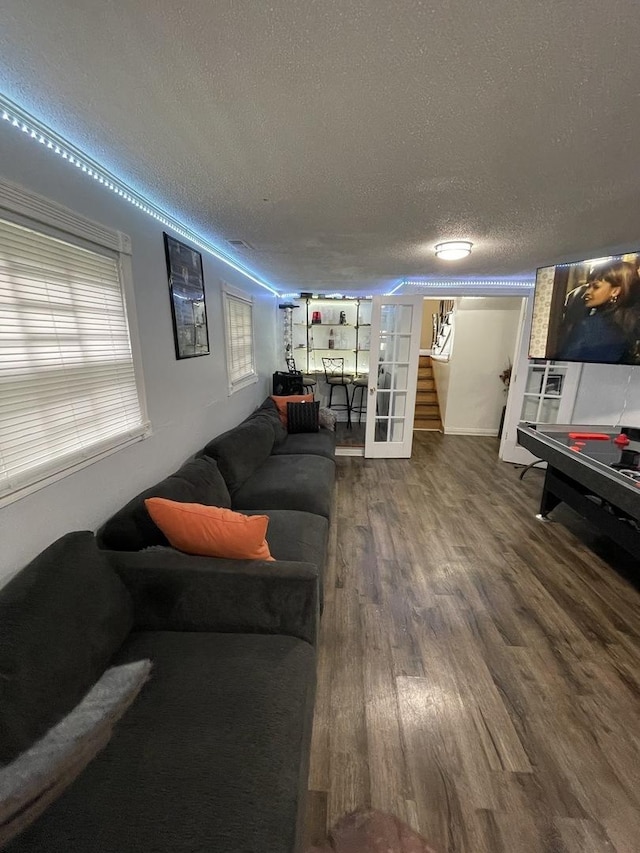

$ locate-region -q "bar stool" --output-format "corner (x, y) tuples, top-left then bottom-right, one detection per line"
(286, 357), (317, 397)
(322, 357), (352, 427)
(350, 376), (368, 424)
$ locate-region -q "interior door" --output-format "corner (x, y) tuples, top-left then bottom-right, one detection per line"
(364, 296), (423, 458)
(500, 297), (582, 464)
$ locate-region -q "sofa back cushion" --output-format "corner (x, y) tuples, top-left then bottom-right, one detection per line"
(0, 532), (134, 763)
(201, 418), (275, 494)
(97, 456), (231, 551)
(246, 401), (288, 445)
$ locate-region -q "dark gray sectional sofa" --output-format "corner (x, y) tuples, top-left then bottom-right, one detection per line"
(99, 397), (334, 600)
(0, 397), (335, 853)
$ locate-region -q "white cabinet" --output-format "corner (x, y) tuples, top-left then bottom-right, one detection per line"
(500, 298), (582, 464)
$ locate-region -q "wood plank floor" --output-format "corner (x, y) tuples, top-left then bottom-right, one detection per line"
(335, 423), (365, 447)
(306, 432), (640, 853)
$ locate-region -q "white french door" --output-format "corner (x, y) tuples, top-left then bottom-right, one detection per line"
(364, 296), (423, 458)
(500, 297), (582, 464)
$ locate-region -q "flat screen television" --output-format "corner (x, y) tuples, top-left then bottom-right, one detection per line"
(529, 251), (640, 365)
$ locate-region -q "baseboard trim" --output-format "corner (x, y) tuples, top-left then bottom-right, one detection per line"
(444, 427), (499, 436)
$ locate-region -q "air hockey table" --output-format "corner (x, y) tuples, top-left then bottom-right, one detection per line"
(516, 423), (640, 558)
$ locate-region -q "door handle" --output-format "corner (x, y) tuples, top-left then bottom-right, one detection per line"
(369, 386), (376, 395)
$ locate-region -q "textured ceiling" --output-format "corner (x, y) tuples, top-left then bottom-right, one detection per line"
(1, 0), (639, 292)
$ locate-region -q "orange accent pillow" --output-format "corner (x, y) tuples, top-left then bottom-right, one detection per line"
(144, 498), (274, 561)
(270, 394), (314, 426)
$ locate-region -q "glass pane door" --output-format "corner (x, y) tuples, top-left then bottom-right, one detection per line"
(365, 296), (423, 458)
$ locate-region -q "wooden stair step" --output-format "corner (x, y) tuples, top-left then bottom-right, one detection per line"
(415, 355), (441, 428)
(417, 379), (435, 390)
(414, 419), (442, 430)
(415, 390), (438, 403)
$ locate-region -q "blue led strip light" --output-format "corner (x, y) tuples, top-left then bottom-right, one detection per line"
(391, 279), (535, 292)
(400, 280), (535, 288)
(0, 94), (279, 296)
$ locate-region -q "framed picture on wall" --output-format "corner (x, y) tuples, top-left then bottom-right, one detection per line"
(163, 233), (210, 359)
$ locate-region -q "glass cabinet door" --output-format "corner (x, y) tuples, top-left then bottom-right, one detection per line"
(500, 297), (583, 465)
(521, 361), (570, 424)
(501, 357), (582, 464)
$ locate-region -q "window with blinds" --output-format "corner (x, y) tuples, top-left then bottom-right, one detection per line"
(223, 286), (257, 392)
(0, 216), (148, 501)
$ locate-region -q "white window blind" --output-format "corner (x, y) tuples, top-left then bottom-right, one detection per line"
(0, 216), (148, 499)
(223, 288), (256, 391)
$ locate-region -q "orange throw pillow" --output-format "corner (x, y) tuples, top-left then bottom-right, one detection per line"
(144, 498), (274, 561)
(270, 394), (314, 426)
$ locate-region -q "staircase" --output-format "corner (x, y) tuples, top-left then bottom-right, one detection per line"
(414, 355), (442, 431)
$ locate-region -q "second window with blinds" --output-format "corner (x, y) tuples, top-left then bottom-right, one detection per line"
(222, 284), (257, 394)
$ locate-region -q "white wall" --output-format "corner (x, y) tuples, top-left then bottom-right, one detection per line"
(572, 364), (640, 425)
(438, 297), (522, 435)
(0, 125), (279, 579)
(431, 358), (451, 424)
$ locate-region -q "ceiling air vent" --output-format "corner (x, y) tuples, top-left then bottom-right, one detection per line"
(227, 239), (253, 250)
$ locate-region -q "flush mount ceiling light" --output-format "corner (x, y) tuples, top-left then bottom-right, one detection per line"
(435, 240), (473, 260)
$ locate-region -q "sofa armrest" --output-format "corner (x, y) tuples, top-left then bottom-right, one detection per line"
(106, 548), (319, 645)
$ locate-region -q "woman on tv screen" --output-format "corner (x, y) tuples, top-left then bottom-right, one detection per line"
(555, 260), (640, 364)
